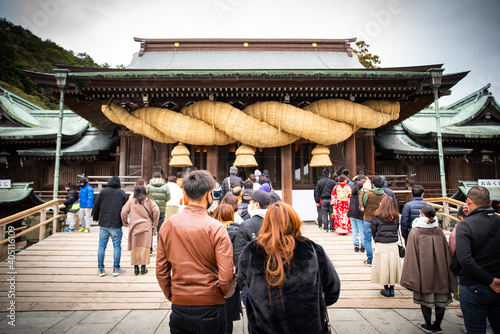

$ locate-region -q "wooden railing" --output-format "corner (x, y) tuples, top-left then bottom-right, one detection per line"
(0, 199), (65, 259)
(424, 197), (465, 229)
(86, 175), (141, 193)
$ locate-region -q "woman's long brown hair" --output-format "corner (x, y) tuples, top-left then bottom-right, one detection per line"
(213, 204), (234, 227)
(373, 196), (399, 223)
(256, 201), (304, 303)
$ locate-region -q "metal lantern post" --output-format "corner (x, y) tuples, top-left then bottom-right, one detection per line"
(430, 69), (447, 198)
(53, 69), (70, 200)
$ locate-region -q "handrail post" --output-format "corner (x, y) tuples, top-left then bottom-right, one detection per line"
(53, 203), (59, 235)
(0, 225), (5, 259)
(443, 201), (450, 230)
(39, 209), (46, 241)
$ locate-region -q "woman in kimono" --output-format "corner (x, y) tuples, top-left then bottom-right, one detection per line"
(331, 174), (352, 235)
(121, 185), (159, 275)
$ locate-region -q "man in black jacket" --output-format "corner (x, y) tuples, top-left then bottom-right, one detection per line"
(93, 176), (128, 277)
(314, 169), (336, 232)
(221, 166), (243, 196)
(233, 190), (271, 263)
(456, 186), (500, 334)
(63, 182), (78, 232)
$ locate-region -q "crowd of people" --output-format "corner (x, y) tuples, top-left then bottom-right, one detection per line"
(61, 167), (499, 333)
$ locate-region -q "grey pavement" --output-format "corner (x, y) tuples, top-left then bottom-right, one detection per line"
(0, 308), (466, 333)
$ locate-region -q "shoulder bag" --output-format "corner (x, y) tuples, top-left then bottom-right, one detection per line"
(397, 224), (405, 258)
(140, 201), (154, 226)
(311, 242), (332, 334)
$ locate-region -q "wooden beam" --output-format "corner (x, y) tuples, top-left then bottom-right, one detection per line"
(364, 135), (375, 175)
(206, 146), (218, 177)
(345, 134), (356, 176)
(281, 145), (292, 205)
(142, 136), (154, 182)
(119, 135), (128, 176)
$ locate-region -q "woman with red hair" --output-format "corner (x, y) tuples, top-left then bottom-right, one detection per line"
(236, 202), (340, 333)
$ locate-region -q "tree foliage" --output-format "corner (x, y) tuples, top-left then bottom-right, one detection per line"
(352, 41), (381, 69)
(0, 18), (103, 109)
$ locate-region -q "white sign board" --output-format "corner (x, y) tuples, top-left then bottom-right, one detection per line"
(478, 179), (500, 188)
(0, 179), (11, 189)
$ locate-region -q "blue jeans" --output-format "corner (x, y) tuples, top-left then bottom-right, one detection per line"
(351, 218), (365, 247)
(363, 220), (373, 261)
(98, 226), (123, 270)
(460, 284), (500, 334)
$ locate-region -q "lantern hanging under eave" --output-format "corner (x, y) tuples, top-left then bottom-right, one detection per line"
(169, 143), (192, 167)
(309, 144), (333, 167)
(233, 145), (258, 167)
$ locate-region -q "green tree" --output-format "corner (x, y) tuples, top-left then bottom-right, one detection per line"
(352, 41), (381, 69)
(0, 18), (107, 109)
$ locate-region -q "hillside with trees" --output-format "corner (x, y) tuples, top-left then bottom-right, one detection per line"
(0, 18), (104, 109)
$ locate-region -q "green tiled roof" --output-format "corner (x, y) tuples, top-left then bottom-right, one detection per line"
(453, 181), (500, 202)
(375, 125), (472, 156)
(17, 128), (119, 157)
(402, 84), (500, 139)
(0, 86), (89, 140)
(0, 182), (45, 205)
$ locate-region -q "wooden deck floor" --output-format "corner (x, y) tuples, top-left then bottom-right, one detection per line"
(0, 223), (459, 311)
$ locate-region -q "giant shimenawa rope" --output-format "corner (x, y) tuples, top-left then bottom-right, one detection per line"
(101, 99), (399, 147)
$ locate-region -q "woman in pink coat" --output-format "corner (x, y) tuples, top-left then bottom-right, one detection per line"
(121, 185), (159, 275)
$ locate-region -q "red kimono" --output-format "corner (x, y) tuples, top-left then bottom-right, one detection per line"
(331, 183), (352, 234)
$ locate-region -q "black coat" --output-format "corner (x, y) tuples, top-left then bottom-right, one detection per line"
(221, 174), (243, 196)
(237, 239), (340, 334)
(456, 205), (500, 286)
(63, 188), (78, 213)
(314, 176), (336, 203)
(371, 215), (399, 243)
(93, 176), (127, 228)
(237, 201), (251, 221)
(233, 215), (264, 264)
(225, 222), (243, 322)
(400, 197), (427, 241)
(347, 181), (363, 220)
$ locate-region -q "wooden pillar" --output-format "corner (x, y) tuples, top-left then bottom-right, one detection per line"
(159, 143), (168, 176)
(142, 136), (154, 182)
(119, 135), (128, 176)
(364, 135), (376, 175)
(166, 144), (173, 177)
(207, 146), (218, 177)
(281, 145), (293, 205)
(345, 134), (356, 176)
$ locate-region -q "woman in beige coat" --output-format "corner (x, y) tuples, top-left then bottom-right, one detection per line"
(121, 185), (160, 275)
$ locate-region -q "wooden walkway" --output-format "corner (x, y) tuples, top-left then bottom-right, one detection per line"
(0, 223), (459, 311)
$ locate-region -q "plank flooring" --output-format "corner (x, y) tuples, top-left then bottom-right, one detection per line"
(0, 223), (459, 311)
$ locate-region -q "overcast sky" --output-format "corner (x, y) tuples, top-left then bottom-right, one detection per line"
(1, 0), (499, 106)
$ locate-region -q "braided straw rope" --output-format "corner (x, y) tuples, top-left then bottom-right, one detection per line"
(101, 99), (399, 147)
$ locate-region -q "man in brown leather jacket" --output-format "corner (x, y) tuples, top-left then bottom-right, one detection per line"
(156, 170), (236, 333)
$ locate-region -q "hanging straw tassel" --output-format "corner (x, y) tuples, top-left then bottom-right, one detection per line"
(233, 145), (258, 167)
(310, 144), (333, 167)
(169, 143), (193, 167)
